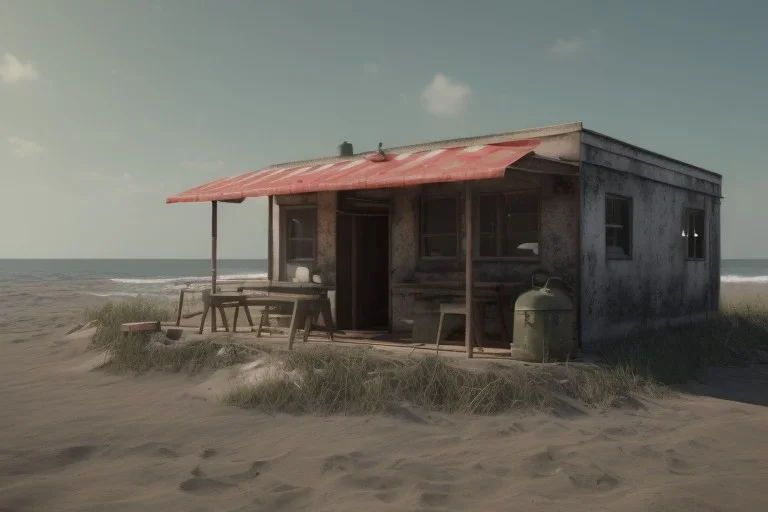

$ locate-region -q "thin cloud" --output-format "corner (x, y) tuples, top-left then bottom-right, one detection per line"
(551, 38), (587, 57)
(421, 74), (472, 118)
(0, 53), (40, 84)
(7, 136), (44, 159)
(363, 61), (380, 76)
(75, 171), (140, 196)
(181, 159), (225, 170)
(77, 171), (135, 183)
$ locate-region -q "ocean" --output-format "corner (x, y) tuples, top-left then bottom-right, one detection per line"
(0, 259), (268, 300)
(0, 259), (764, 299)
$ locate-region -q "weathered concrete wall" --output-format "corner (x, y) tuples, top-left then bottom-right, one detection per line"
(271, 192), (336, 284)
(579, 135), (722, 347)
(390, 172), (580, 342)
(316, 192), (337, 285)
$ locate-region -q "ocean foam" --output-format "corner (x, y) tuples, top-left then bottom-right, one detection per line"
(84, 292), (141, 298)
(721, 275), (768, 284)
(110, 272), (267, 285)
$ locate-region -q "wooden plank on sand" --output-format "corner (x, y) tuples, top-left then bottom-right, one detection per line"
(121, 321), (161, 333)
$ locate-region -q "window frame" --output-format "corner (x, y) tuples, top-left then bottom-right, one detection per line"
(419, 194), (460, 261)
(684, 208), (706, 261)
(473, 189), (542, 262)
(282, 204), (318, 264)
(605, 194), (633, 260)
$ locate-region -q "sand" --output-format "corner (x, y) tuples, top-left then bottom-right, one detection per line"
(1, 284), (768, 511)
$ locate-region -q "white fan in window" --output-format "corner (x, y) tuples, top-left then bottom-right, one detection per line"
(516, 242), (539, 256)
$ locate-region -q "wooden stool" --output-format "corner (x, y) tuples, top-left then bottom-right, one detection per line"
(435, 302), (485, 352)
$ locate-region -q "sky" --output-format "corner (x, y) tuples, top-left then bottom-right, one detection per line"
(1, 0), (766, 259)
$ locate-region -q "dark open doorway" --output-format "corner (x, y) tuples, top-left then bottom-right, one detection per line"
(336, 196), (390, 331)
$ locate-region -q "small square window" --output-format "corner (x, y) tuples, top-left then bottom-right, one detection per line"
(605, 196), (632, 258)
(476, 191), (540, 259)
(284, 207), (316, 261)
(421, 196), (458, 259)
(684, 209), (706, 260)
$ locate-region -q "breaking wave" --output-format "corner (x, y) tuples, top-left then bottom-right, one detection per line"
(110, 272), (267, 285)
(721, 274), (768, 284)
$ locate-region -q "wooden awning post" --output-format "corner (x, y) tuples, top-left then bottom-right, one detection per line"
(465, 183), (474, 358)
(211, 200), (218, 333)
(267, 196), (274, 282)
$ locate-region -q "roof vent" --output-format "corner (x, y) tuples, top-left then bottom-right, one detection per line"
(338, 141), (353, 157)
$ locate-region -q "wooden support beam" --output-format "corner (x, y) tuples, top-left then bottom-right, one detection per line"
(211, 200), (218, 333)
(267, 195), (274, 282)
(465, 182), (474, 359)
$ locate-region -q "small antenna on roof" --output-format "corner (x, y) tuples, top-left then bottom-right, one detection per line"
(367, 142), (387, 163)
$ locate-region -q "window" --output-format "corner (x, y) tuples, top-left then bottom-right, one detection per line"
(284, 206), (316, 261)
(605, 196), (632, 258)
(421, 196), (458, 258)
(477, 191), (540, 259)
(684, 209), (706, 259)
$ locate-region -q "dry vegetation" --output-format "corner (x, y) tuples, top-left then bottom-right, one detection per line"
(85, 298), (251, 374)
(83, 297), (768, 415)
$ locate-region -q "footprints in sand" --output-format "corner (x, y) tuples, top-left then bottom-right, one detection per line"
(55, 445), (100, 466)
(629, 444), (699, 475)
(178, 458), (268, 495)
(200, 447), (217, 459)
(124, 442), (179, 459)
(321, 451), (376, 474)
(319, 451), (488, 509)
(522, 446), (622, 493)
(249, 484), (314, 511)
(495, 422), (526, 437)
(0, 444), (104, 476)
(175, 450), (314, 512)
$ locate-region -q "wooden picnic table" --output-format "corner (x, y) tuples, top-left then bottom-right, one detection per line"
(236, 281), (333, 296)
(175, 281), (333, 327)
(199, 291), (335, 350)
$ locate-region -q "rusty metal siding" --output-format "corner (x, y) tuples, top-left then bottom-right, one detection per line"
(579, 141), (722, 347)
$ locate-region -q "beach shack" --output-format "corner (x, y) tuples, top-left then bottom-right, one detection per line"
(166, 122), (722, 356)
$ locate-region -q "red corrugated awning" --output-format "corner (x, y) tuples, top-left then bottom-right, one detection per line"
(166, 139), (540, 204)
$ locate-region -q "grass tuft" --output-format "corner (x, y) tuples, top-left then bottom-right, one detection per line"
(86, 298), (173, 349)
(595, 300), (768, 385)
(223, 346), (560, 415)
(86, 297), (768, 416)
(85, 298), (252, 375)
(99, 333), (252, 375)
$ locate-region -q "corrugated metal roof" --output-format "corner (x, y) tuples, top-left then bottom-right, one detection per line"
(166, 139), (540, 204)
(271, 122), (582, 169)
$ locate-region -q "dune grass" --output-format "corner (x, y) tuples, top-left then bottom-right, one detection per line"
(220, 345), (669, 415)
(221, 347), (557, 415)
(85, 296), (768, 415)
(85, 298), (174, 349)
(99, 334), (252, 375)
(84, 298), (252, 375)
(594, 299), (768, 385)
(222, 299), (768, 415)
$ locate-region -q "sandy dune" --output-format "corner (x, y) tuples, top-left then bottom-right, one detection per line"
(2, 293), (768, 511)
